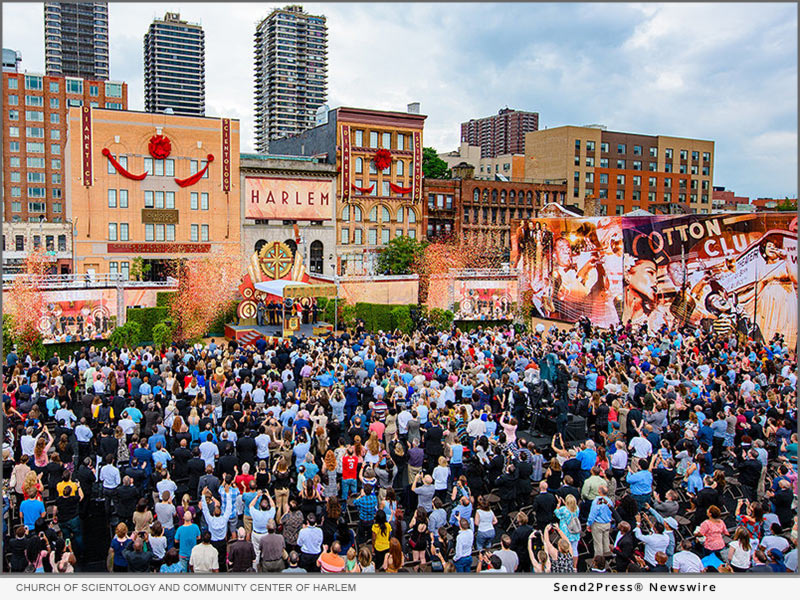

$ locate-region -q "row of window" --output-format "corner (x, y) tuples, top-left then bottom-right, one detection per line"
(575, 139), (711, 163)
(9, 187), (62, 200)
(8, 201), (61, 213)
(351, 178), (410, 197)
(8, 95), (63, 110)
(107, 223), (210, 242)
(340, 227), (416, 246)
(106, 188), (210, 210)
(105, 155), (210, 179)
(354, 156), (406, 176)
(352, 129), (411, 151)
(7, 157), (60, 169)
(8, 126), (60, 139)
(6, 234), (68, 252)
(8, 141), (61, 154)
(428, 194), (454, 210)
(574, 155), (710, 175)
(8, 172), (61, 184)
(575, 172), (710, 189)
(6, 76), (123, 97)
(340, 204), (417, 224)
(463, 207), (535, 225)
(573, 187), (710, 203)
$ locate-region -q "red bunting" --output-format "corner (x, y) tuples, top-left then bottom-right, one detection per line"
(389, 182), (413, 194)
(351, 183), (375, 194)
(175, 154), (214, 188)
(102, 148), (147, 180)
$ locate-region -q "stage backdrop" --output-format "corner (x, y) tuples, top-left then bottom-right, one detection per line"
(511, 213), (797, 347)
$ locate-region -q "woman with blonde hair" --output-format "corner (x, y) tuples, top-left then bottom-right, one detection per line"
(272, 457), (291, 520)
(726, 527), (753, 572)
(32, 427), (54, 471)
(365, 432), (381, 465)
(554, 494), (581, 568)
(22, 470), (43, 501)
(176, 494), (196, 523)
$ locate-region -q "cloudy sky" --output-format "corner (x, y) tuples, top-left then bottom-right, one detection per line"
(3, 2), (797, 198)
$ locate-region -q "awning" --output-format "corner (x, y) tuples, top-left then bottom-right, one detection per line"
(253, 280), (337, 298)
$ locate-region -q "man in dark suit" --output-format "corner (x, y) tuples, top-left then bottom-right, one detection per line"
(187, 448), (206, 501)
(423, 419), (444, 472)
(613, 521), (636, 572)
(531, 481), (557, 529)
(737, 449), (763, 501)
(692, 476), (722, 528)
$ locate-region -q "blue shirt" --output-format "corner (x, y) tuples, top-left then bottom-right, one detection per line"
(587, 496), (613, 525)
(577, 448), (597, 471)
(626, 470), (653, 496)
(175, 523), (201, 558)
(20, 498), (45, 529)
(449, 443), (464, 465)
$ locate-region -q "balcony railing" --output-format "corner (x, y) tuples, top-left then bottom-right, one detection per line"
(2, 273), (179, 290)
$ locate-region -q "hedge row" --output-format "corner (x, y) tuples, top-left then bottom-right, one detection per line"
(354, 302), (418, 333)
(156, 291), (176, 307)
(126, 307), (169, 343)
(43, 339), (112, 356)
(453, 318), (512, 332)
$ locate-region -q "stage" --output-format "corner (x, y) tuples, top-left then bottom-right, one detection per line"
(224, 321), (334, 345)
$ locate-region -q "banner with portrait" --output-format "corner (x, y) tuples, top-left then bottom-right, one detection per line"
(453, 279), (518, 321)
(511, 216), (625, 327)
(620, 213), (797, 347)
(39, 289), (115, 344)
(512, 212), (798, 346)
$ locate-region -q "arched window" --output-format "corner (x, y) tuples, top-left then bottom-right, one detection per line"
(500, 190), (506, 203)
(509, 190), (516, 203)
(381, 206), (391, 223)
(397, 206), (404, 223)
(408, 208), (416, 224)
(355, 157), (363, 174)
(353, 205), (363, 222)
(369, 206), (377, 222)
(396, 160), (404, 176)
(473, 189), (480, 202)
(482, 189), (489, 202)
(254, 239), (267, 253)
(310, 240), (323, 274)
(491, 189), (498, 203)
(527, 191), (533, 205)
(284, 238), (298, 257)
(341, 205), (350, 222)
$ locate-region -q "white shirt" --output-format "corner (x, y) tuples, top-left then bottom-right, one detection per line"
(672, 550), (704, 573)
(255, 433), (271, 459)
(397, 410), (412, 434)
(467, 418), (486, 438)
(629, 437), (653, 458)
(199, 441), (219, 468)
(118, 418), (136, 435)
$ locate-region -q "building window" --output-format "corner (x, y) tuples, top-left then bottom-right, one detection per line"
(145, 191), (154, 208)
(201, 193), (209, 210)
(51, 144), (60, 154)
(310, 240), (323, 273)
(664, 163), (672, 173)
(702, 152), (710, 162)
(108, 189), (117, 207)
(11, 201), (22, 212)
(52, 158), (61, 169)
(702, 166), (710, 176)
(355, 157), (363, 173)
(585, 172), (594, 183)
(632, 161), (641, 171)
(8, 126), (19, 137)
(574, 139), (581, 150)
(632, 191), (641, 202)
(599, 158), (608, 168)
(408, 209), (416, 224)
(341, 228), (349, 244)
(146, 224), (155, 241)
(354, 130), (364, 146)
(617, 143), (626, 154)
(648, 192), (656, 202)
(10, 142), (20, 152)
(165, 191), (174, 209)
(599, 189), (608, 199)
(105, 82), (123, 98)
(381, 228), (390, 244)
(368, 228), (377, 245)
(354, 228), (363, 244)
(665, 148), (673, 159)
(616, 175), (625, 185)
(616, 159), (625, 169)
(8, 78), (18, 90)
(397, 206), (404, 223)
(615, 205), (625, 215)
(396, 160), (404, 176)
(382, 181), (390, 196)
(369, 131), (379, 147)
(190, 192), (198, 210)
(649, 147), (657, 158)
(633, 175), (641, 186)
(50, 98), (59, 109)
(396, 134), (404, 150)
(381, 206), (391, 222)
(691, 151), (699, 161)
(353, 205), (362, 222)
(57, 235), (67, 251)
(65, 79), (82, 94)
(679, 149), (688, 161)
(108, 223), (118, 241)
(25, 75), (43, 90)
(119, 223), (129, 241)
(679, 164), (687, 174)
(201, 225), (209, 241)
(155, 224), (165, 241)
(633, 145), (642, 155)
(586, 157), (594, 167)
(616, 190), (624, 201)
(382, 132), (391, 148)
(189, 224), (199, 242)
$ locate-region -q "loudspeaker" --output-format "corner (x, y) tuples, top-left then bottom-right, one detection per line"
(565, 415), (587, 442)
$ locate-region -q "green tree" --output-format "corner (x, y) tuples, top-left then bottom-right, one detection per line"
(376, 236), (428, 275)
(152, 321), (174, 349)
(776, 197), (797, 211)
(422, 147), (450, 179)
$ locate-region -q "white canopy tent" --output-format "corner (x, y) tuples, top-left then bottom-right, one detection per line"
(253, 280), (307, 298)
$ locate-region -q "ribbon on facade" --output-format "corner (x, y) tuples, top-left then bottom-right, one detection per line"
(389, 182), (413, 194)
(175, 154), (215, 188)
(102, 148), (147, 181)
(351, 183), (375, 194)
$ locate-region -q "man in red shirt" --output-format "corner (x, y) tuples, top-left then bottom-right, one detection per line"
(234, 463), (255, 494)
(341, 446), (359, 499)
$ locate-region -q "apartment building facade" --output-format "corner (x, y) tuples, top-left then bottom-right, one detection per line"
(144, 12), (206, 116)
(44, 2), (109, 80)
(460, 108), (539, 158)
(254, 5), (328, 152)
(525, 126), (714, 215)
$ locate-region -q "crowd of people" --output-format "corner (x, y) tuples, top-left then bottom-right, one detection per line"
(2, 314), (797, 574)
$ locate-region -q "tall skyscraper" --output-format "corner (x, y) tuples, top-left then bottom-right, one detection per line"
(254, 5), (328, 153)
(461, 108), (539, 158)
(44, 2), (109, 80)
(144, 12), (205, 116)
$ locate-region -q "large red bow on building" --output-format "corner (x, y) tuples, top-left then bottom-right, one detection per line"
(372, 148), (392, 171)
(102, 149), (147, 180)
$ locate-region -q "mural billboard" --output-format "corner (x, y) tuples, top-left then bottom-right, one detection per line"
(512, 213), (797, 347)
(245, 177), (334, 221)
(453, 279), (518, 321)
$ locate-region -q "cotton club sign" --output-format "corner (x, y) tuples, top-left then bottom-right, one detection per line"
(101, 132), (214, 187)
